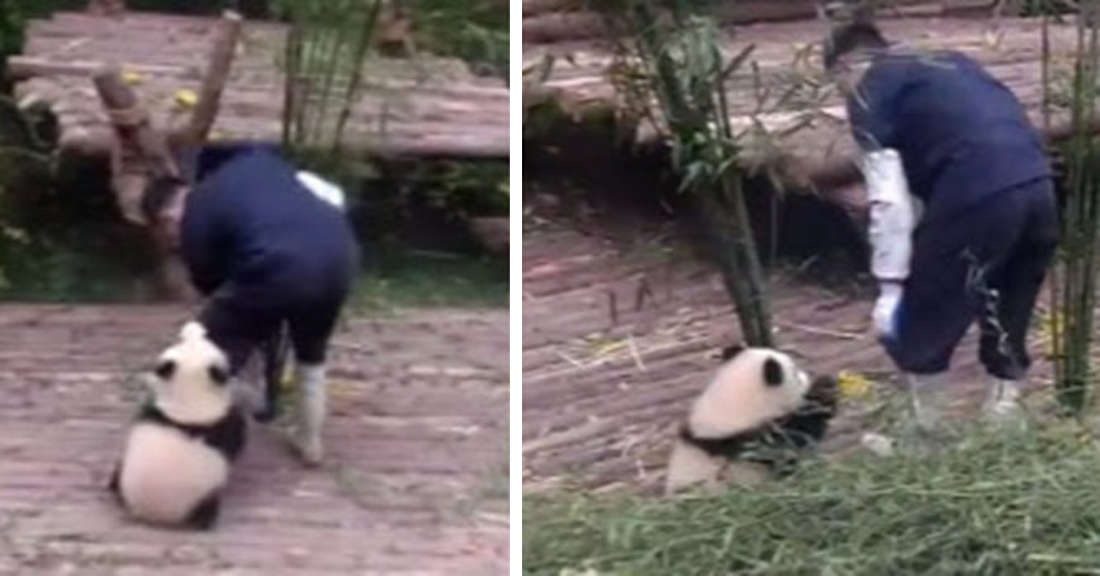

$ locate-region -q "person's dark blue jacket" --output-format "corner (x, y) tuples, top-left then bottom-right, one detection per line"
(179, 145), (357, 300)
(848, 50), (1051, 220)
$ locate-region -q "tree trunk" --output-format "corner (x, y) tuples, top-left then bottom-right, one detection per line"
(689, 176), (774, 348)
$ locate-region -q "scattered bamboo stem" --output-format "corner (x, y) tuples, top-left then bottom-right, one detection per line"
(776, 321), (864, 341)
(627, 333), (647, 372)
(555, 350), (584, 368)
(634, 277), (654, 311)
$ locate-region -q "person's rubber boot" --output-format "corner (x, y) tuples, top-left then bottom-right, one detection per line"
(291, 363), (326, 467)
(907, 372), (955, 439)
(982, 377), (1026, 430)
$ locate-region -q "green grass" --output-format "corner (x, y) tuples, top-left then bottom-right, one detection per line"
(525, 421), (1100, 576)
(350, 249), (507, 312)
(0, 231), (159, 302)
(0, 238), (506, 308)
(411, 0), (508, 77)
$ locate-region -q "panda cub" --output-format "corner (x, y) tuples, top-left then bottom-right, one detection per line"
(109, 321), (247, 529)
(664, 345), (839, 495)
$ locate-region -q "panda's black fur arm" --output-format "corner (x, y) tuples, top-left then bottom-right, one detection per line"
(784, 375), (839, 447)
(679, 424), (750, 461)
(138, 403), (248, 462)
(209, 406), (247, 462)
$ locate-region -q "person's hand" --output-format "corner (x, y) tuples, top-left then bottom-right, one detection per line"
(872, 282), (903, 339)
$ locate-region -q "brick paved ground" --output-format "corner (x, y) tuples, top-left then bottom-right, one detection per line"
(0, 305), (508, 575)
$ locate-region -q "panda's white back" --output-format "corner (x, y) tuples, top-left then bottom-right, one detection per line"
(689, 348), (809, 439)
(119, 422), (228, 525)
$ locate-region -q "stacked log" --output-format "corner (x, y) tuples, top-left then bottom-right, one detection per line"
(523, 0), (1001, 44)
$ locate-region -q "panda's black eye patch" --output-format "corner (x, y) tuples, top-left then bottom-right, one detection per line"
(155, 360), (176, 380)
(763, 358), (783, 387)
(209, 365), (229, 386)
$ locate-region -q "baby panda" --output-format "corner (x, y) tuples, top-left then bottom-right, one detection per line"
(664, 344), (839, 495)
(108, 321), (247, 529)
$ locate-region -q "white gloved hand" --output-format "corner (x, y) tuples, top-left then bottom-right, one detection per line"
(873, 282), (903, 339)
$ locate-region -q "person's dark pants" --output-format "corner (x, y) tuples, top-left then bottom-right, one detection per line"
(882, 177), (1059, 380)
(199, 257), (355, 376)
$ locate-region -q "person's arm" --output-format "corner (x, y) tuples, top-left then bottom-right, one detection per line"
(848, 66), (916, 337)
(862, 149), (915, 285)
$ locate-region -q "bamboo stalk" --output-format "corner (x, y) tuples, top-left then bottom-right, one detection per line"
(281, 18), (300, 147)
(1076, 14), (1100, 410)
(1042, 1), (1062, 391)
(293, 5), (318, 146)
(1054, 1), (1100, 413)
(727, 173), (773, 346)
(593, 1), (779, 347)
(309, 13), (350, 145)
(333, 0), (382, 154)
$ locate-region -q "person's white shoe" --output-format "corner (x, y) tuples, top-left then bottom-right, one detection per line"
(907, 372), (954, 435)
(291, 363), (326, 466)
(982, 377), (1026, 429)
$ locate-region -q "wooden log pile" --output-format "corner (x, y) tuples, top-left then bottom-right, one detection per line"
(522, 0), (1001, 44)
(524, 15), (1083, 220)
(10, 11), (510, 162)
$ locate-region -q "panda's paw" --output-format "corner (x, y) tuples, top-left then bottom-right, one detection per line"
(187, 494), (221, 530)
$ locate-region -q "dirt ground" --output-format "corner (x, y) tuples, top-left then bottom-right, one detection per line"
(522, 198), (1055, 495)
(0, 305), (509, 575)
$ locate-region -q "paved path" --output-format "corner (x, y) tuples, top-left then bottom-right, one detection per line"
(0, 305), (509, 575)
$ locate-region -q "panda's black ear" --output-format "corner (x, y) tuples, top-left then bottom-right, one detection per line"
(155, 360), (176, 380)
(209, 365), (229, 386)
(763, 357), (784, 387)
(721, 344), (745, 361)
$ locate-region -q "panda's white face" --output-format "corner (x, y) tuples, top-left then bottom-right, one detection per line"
(687, 348), (812, 440)
(148, 321), (232, 425)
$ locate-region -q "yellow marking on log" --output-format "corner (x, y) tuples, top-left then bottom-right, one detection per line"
(174, 89), (198, 108)
(122, 70), (143, 85)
